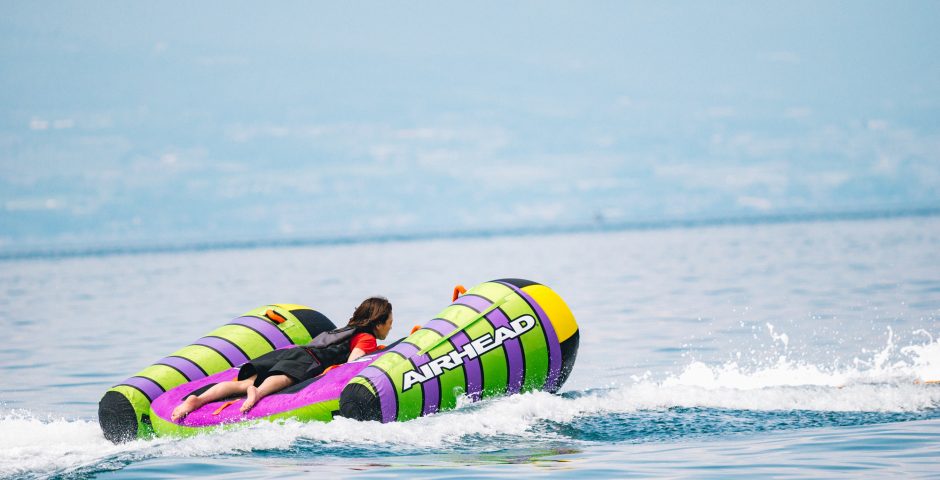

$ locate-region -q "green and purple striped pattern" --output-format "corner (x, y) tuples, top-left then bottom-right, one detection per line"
(347, 280), (562, 422)
(104, 305), (317, 438)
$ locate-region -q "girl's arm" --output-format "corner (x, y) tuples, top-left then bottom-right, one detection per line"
(348, 347), (366, 362)
(348, 333), (378, 362)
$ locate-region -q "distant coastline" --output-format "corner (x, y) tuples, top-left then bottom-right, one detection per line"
(3, 206), (938, 261)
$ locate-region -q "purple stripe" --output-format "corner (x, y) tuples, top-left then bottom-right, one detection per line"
(194, 336), (249, 366)
(229, 316), (293, 349)
(387, 341), (421, 360)
(422, 320), (483, 410)
(359, 366), (399, 423)
(358, 342), (426, 423)
(120, 376), (164, 401)
(498, 282), (562, 391)
(423, 319), (457, 337)
(421, 375), (440, 414)
(414, 324), (444, 415)
(412, 355), (439, 416)
(389, 341), (438, 415)
(452, 331), (483, 400)
(156, 356), (206, 381)
(454, 295), (525, 394)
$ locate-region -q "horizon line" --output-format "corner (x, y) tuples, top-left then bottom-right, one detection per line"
(2, 206), (938, 262)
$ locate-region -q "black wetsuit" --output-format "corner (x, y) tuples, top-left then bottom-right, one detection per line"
(237, 326), (359, 386)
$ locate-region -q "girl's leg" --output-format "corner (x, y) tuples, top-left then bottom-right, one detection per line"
(171, 376), (255, 421)
(241, 374), (294, 413)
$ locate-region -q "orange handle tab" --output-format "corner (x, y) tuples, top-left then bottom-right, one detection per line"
(265, 309), (287, 324)
(452, 285), (467, 301)
(212, 400), (237, 415)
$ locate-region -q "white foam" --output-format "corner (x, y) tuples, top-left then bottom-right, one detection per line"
(0, 410), (305, 478)
(766, 322), (790, 350)
(644, 327), (940, 412)
(901, 330), (940, 382)
(0, 410), (147, 478)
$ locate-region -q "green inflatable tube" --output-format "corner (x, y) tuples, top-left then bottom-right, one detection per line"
(97, 304), (336, 442)
(143, 279), (579, 437)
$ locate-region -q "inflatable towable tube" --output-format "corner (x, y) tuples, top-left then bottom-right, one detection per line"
(337, 278), (579, 423)
(108, 279), (579, 439)
(98, 304), (336, 442)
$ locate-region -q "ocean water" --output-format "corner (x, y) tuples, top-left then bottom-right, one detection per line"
(1, 216), (939, 478)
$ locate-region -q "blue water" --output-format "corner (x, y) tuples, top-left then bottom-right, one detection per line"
(1, 216), (939, 478)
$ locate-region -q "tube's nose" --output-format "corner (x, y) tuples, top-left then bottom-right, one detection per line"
(520, 283), (579, 392)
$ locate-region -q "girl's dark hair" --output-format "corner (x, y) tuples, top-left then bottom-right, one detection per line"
(347, 296), (392, 334)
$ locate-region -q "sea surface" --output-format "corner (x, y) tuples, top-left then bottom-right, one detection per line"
(1, 216), (939, 478)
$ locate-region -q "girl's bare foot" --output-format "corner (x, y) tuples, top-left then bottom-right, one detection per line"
(172, 395), (201, 422)
(240, 385), (259, 413)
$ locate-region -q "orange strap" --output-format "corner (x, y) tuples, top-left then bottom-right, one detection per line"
(265, 309), (287, 324)
(410, 324), (422, 334)
(452, 285), (467, 301)
(212, 400), (237, 415)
